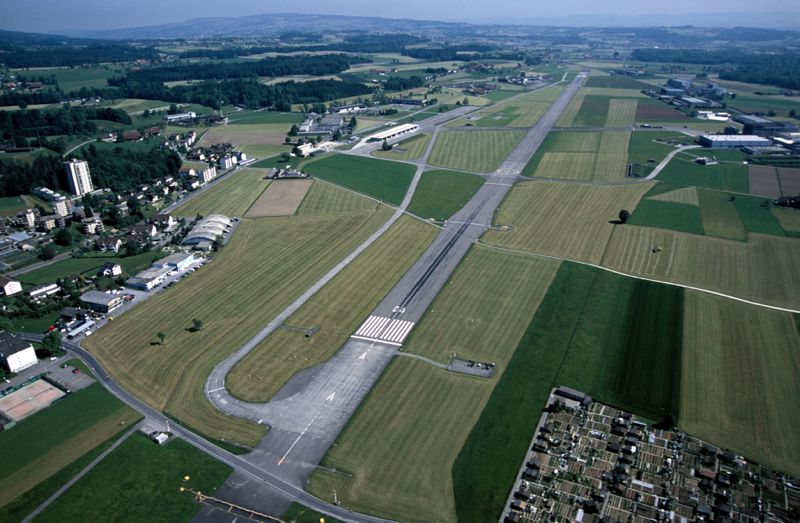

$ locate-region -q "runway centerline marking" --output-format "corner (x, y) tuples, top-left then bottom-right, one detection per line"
(278, 410), (322, 466)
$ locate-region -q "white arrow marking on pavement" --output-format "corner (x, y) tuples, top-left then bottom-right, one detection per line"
(326, 392), (336, 402)
(359, 352), (367, 360)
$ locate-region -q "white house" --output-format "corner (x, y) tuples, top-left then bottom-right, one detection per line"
(100, 262), (123, 277)
(0, 275), (22, 296)
(0, 331), (38, 373)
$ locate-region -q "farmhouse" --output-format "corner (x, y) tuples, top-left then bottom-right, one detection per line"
(183, 215), (232, 245)
(0, 331), (37, 373)
(369, 124), (420, 142)
(79, 290), (123, 313)
(0, 275), (22, 296)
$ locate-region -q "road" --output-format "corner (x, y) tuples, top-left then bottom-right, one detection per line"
(6, 251), (72, 277)
(644, 144), (701, 180)
(198, 73), (588, 521)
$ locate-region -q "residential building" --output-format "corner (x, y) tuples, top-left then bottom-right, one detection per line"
(79, 290), (123, 313)
(100, 262), (123, 277)
(53, 200), (69, 217)
(128, 223), (157, 239)
(199, 166), (217, 184)
(64, 159), (94, 196)
(82, 217), (105, 235)
(37, 215), (58, 231)
(152, 213), (176, 230)
(218, 156), (235, 170)
(0, 275), (22, 296)
(698, 135), (773, 149)
(0, 331), (38, 373)
(23, 209), (36, 229)
(29, 283), (60, 301)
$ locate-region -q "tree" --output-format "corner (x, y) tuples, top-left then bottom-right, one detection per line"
(41, 331), (62, 357)
(291, 145), (303, 157)
(288, 124), (299, 137)
(191, 318), (203, 332)
(168, 104), (179, 115)
(157, 331), (166, 345)
(349, 116), (357, 128)
(54, 227), (73, 246)
(790, 109), (797, 118)
(463, 97), (470, 105)
(332, 129), (341, 141)
(284, 136), (292, 144)
(39, 244), (57, 260)
(618, 209), (630, 224)
(381, 139), (392, 151)
(280, 151), (291, 162)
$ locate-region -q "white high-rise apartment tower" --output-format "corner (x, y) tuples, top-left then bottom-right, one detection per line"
(64, 159), (94, 196)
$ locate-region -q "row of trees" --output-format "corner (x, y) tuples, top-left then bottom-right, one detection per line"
(0, 106), (131, 143)
(0, 42), (159, 68)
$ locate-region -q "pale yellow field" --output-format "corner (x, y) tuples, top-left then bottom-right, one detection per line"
(680, 291), (800, 476)
(605, 99), (638, 127)
(535, 152), (596, 181)
(601, 227), (800, 309)
(649, 186), (700, 206)
(174, 168), (271, 218)
(599, 131), (631, 153)
(226, 216), (438, 402)
(485, 181), (653, 264)
(84, 208), (393, 446)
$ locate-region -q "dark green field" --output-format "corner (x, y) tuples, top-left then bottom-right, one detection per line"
(302, 154), (415, 205)
(37, 433), (232, 523)
(629, 199), (705, 235)
(571, 95), (610, 127)
(228, 111), (304, 125)
(732, 194), (787, 236)
(406, 170), (484, 220)
(453, 263), (684, 522)
(584, 76), (653, 89)
(658, 152), (749, 192)
(17, 251), (163, 287)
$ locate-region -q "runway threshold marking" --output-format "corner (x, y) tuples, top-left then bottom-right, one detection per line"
(352, 315), (415, 345)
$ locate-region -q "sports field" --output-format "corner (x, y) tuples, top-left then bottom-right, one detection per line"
(485, 181), (653, 263)
(36, 433), (232, 523)
(680, 291), (800, 477)
(0, 383), (140, 508)
(174, 168), (271, 218)
(406, 170), (485, 221)
(0, 379), (65, 422)
(428, 130), (524, 172)
(245, 179), (312, 217)
(83, 208), (393, 447)
(602, 226), (800, 309)
(308, 247), (560, 522)
(302, 154), (416, 206)
(373, 133), (431, 161)
(226, 216), (438, 402)
(296, 181), (376, 215)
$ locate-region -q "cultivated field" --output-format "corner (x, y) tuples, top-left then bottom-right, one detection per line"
(571, 95), (612, 127)
(772, 207), (800, 235)
(748, 165), (782, 198)
(648, 186), (699, 206)
(779, 167), (800, 195)
(602, 226), (800, 309)
(525, 131), (630, 181)
(309, 247), (560, 522)
(199, 123), (291, 146)
(245, 179), (312, 217)
(406, 170), (485, 221)
(697, 188), (747, 241)
(485, 181), (653, 263)
(428, 130), (524, 172)
(226, 216), (438, 402)
(680, 291), (800, 477)
(630, 199), (705, 236)
(296, 181), (376, 215)
(84, 208), (393, 447)
(0, 384), (140, 509)
(635, 98), (692, 122)
(174, 168), (271, 218)
(605, 99), (638, 127)
(373, 133), (431, 161)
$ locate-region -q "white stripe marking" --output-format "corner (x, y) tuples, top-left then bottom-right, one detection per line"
(278, 410), (321, 466)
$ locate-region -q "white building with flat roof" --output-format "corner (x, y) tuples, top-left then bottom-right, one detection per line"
(370, 124), (419, 142)
(698, 135), (773, 149)
(64, 159), (94, 196)
(126, 267), (171, 291)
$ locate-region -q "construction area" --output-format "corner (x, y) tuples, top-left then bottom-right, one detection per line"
(502, 387), (800, 523)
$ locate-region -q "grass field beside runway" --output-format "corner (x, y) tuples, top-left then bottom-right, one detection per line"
(373, 133), (431, 161)
(602, 226), (800, 310)
(605, 99), (638, 127)
(449, 84), (565, 128)
(0, 384), (141, 509)
(657, 149), (749, 192)
(522, 131), (630, 181)
(485, 181), (653, 263)
(225, 216), (438, 402)
(174, 168), (272, 218)
(296, 181), (377, 215)
(308, 247), (560, 522)
(428, 130), (524, 173)
(302, 154), (416, 205)
(406, 170), (485, 221)
(680, 291), (800, 477)
(83, 208), (393, 447)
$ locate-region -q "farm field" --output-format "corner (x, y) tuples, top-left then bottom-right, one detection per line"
(16, 251), (163, 287)
(406, 170), (485, 221)
(37, 433), (232, 523)
(428, 130), (524, 172)
(245, 179), (312, 217)
(449, 84), (565, 128)
(485, 181), (652, 263)
(83, 207), (393, 447)
(373, 133), (431, 161)
(729, 92), (800, 119)
(454, 262), (684, 522)
(605, 99), (638, 127)
(227, 111), (304, 125)
(17, 66), (124, 91)
(308, 247), (560, 522)
(555, 92), (584, 127)
(635, 98), (693, 122)
(629, 199), (705, 235)
(104, 98), (176, 114)
(0, 383), (141, 509)
(571, 95), (611, 127)
(657, 149), (749, 192)
(174, 168), (271, 218)
(226, 216), (438, 402)
(627, 131), (683, 177)
(235, 144), (290, 159)
(602, 226), (800, 309)
(199, 123), (290, 146)
(772, 207), (800, 236)
(697, 188), (747, 241)
(680, 291), (800, 477)
(581, 87), (648, 98)
(523, 131), (630, 181)
(583, 76), (654, 89)
(302, 154), (416, 205)
(296, 181), (376, 215)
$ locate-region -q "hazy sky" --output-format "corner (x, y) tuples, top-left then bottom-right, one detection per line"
(3, 0), (799, 32)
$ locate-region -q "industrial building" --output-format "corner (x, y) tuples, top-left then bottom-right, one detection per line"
(733, 115), (798, 137)
(369, 124), (420, 142)
(126, 267), (171, 291)
(183, 215), (232, 245)
(0, 331), (37, 373)
(164, 111), (197, 123)
(698, 135), (773, 149)
(79, 290), (123, 313)
(64, 159), (94, 196)
(153, 252), (196, 272)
